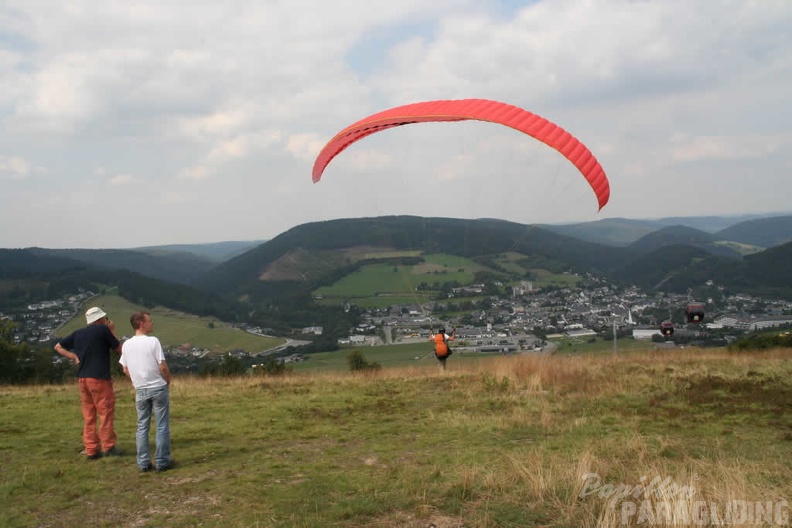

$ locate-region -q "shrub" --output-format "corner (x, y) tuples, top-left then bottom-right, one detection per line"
(346, 350), (381, 372)
(253, 358), (288, 376)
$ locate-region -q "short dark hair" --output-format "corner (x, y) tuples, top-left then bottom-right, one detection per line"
(438, 328), (445, 334)
(130, 311), (151, 330)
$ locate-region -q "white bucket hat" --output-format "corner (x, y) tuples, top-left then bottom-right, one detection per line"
(85, 307), (108, 324)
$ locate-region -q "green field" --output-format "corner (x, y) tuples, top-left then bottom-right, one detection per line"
(2, 348), (791, 527)
(54, 293), (284, 355)
(488, 252), (582, 289)
(313, 253), (489, 305)
(293, 336), (660, 373)
(529, 269), (582, 288)
(313, 250), (581, 310)
(293, 342), (504, 372)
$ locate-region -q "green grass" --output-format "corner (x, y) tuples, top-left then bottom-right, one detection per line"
(311, 250), (580, 308)
(3, 348), (791, 527)
(313, 253), (490, 305)
(314, 292), (434, 309)
(293, 343), (498, 372)
(292, 337), (656, 374)
(54, 293), (284, 355)
(552, 336), (656, 355)
(713, 239), (765, 256)
(530, 269), (582, 288)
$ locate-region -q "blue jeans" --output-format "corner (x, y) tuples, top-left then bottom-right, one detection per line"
(134, 385), (170, 469)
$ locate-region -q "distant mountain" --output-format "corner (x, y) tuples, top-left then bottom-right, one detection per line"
(134, 240), (266, 263)
(541, 218), (662, 246)
(25, 248), (216, 285)
(733, 241), (792, 296)
(543, 213), (787, 247)
(198, 215), (792, 302)
(0, 248), (86, 276)
(197, 216), (633, 295)
(656, 241), (792, 299)
(6, 215), (792, 325)
(616, 244), (714, 290)
(645, 214), (770, 233)
(629, 226), (742, 258)
(716, 215), (792, 248)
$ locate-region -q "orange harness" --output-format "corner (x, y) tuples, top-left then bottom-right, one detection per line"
(434, 333), (449, 358)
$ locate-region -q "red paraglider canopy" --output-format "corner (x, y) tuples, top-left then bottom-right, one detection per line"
(312, 99), (610, 211)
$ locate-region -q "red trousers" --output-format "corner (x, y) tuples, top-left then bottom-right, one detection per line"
(78, 378), (116, 455)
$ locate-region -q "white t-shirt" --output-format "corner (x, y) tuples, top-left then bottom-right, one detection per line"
(119, 335), (167, 390)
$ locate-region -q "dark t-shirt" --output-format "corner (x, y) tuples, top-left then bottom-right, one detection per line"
(58, 324), (120, 380)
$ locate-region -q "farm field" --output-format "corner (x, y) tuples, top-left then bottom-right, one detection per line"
(312, 251), (584, 308)
(313, 253), (489, 307)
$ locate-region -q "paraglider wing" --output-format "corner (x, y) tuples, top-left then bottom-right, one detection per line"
(312, 99), (610, 210)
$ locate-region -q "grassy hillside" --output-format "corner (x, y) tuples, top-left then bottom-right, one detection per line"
(628, 226), (742, 259)
(54, 293), (284, 354)
(314, 254), (486, 299)
(311, 251), (581, 309)
(2, 349), (790, 527)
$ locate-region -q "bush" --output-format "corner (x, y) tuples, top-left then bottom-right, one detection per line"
(253, 358), (288, 376)
(200, 354), (248, 376)
(346, 350), (381, 372)
(729, 332), (792, 351)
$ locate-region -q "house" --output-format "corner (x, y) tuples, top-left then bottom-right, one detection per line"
(633, 328), (661, 340)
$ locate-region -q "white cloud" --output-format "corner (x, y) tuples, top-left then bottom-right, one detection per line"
(206, 131), (282, 163)
(0, 0), (791, 247)
(177, 108), (252, 141)
(179, 165), (210, 181)
(0, 156), (33, 179)
(286, 134), (327, 162)
(670, 135), (792, 162)
(108, 173), (135, 186)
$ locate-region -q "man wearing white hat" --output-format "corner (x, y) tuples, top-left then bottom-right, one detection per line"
(55, 306), (123, 459)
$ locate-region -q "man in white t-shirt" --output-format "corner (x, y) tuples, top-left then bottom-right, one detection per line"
(119, 311), (173, 472)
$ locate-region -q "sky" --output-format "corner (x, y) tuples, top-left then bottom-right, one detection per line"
(1, 0), (790, 249)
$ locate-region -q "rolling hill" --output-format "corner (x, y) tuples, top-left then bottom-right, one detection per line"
(133, 239), (266, 263)
(628, 225), (742, 258)
(196, 216), (633, 295)
(24, 247), (216, 285)
(541, 217), (667, 246)
(197, 215), (792, 303)
(716, 215), (792, 248)
(5, 215), (792, 331)
(544, 213), (791, 248)
(0, 248), (86, 276)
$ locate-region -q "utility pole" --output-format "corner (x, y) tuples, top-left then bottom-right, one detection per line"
(613, 319), (618, 355)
